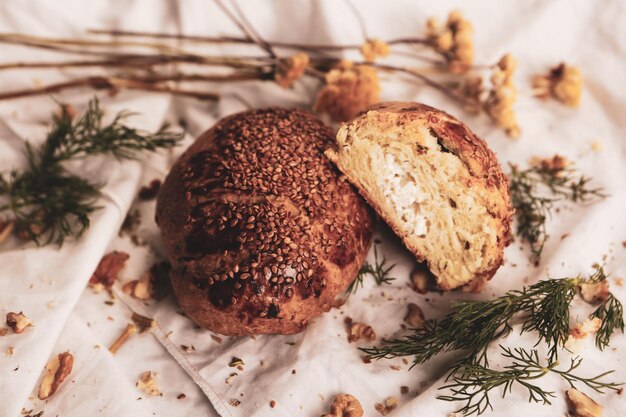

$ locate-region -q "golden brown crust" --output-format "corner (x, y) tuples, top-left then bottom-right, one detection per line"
(156, 108), (374, 335)
(327, 102), (513, 290)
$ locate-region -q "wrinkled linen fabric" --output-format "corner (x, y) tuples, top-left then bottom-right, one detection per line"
(0, 1), (625, 416)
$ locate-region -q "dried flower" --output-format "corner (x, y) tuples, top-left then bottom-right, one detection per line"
(274, 52), (310, 88)
(360, 38), (390, 61)
(484, 54), (520, 137)
(457, 76), (484, 113)
(533, 63), (583, 107)
(314, 60), (380, 122)
(426, 11), (474, 73)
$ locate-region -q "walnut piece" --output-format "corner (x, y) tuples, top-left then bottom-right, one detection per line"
(38, 352), (74, 400)
(566, 388), (603, 417)
(89, 251), (129, 290)
(137, 371), (161, 396)
(6, 311), (33, 334)
(347, 322), (376, 343)
(123, 272), (153, 300)
(321, 393), (363, 417)
(579, 280), (610, 304)
(404, 303), (425, 328)
(410, 267), (437, 293)
(569, 317), (602, 340)
(374, 396), (399, 416)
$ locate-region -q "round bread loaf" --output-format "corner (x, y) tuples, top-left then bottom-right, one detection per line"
(156, 108), (374, 335)
(326, 102), (512, 291)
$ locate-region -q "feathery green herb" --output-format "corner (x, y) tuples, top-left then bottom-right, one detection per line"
(508, 161), (606, 263)
(347, 245), (396, 294)
(362, 270), (591, 364)
(438, 346), (621, 416)
(361, 265), (624, 415)
(0, 98), (182, 245)
(591, 293), (625, 350)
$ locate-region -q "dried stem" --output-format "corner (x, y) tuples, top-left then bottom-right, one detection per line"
(0, 75), (222, 102)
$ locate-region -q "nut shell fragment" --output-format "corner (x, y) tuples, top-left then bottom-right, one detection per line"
(6, 311), (33, 334)
(321, 393), (363, 417)
(566, 388), (603, 417)
(38, 352), (74, 400)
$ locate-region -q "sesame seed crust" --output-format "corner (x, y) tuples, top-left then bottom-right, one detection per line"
(156, 108), (374, 335)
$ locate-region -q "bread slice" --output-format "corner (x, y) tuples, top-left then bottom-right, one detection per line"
(325, 102), (512, 290)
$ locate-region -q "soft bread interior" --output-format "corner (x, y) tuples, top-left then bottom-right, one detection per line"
(329, 118), (502, 289)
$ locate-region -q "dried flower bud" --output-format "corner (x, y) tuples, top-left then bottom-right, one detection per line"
(314, 61), (380, 122)
(538, 154), (569, 173)
(275, 52), (310, 88)
(404, 303), (425, 328)
(458, 76), (484, 113)
(347, 321), (376, 343)
(38, 352), (73, 400)
(137, 371), (161, 396)
(426, 10), (474, 73)
(6, 311), (33, 334)
(321, 393), (364, 417)
(533, 63), (583, 107)
(566, 388), (603, 417)
(484, 54), (520, 137)
(360, 38), (390, 61)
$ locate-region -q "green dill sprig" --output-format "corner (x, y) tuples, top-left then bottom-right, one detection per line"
(580, 265), (624, 350)
(346, 245), (396, 295)
(591, 293), (625, 350)
(508, 161), (606, 263)
(0, 98), (182, 245)
(438, 346), (621, 416)
(362, 272), (586, 365)
(361, 265), (624, 416)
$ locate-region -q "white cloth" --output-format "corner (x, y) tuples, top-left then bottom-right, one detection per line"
(1, 1), (625, 417)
